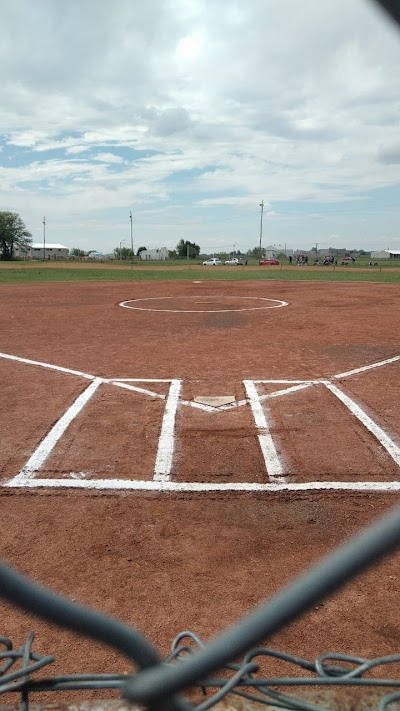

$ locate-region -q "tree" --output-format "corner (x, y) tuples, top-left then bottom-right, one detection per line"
(113, 246), (134, 260)
(69, 248), (86, 257)
(137, 246), (147, 258)
(176, 239), (201, 259)
(0, 211), (32, 260)
(246, 246), (263, 260)
(70, 248), (96, 258)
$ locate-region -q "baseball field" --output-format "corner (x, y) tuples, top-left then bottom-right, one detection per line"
(0, 267), (399, 703)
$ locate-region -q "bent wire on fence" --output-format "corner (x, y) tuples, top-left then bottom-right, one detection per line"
(3, 631), (400, 711)
(2, 504), (400, 710)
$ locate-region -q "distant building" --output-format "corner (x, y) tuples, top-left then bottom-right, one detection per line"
(263, 244), (293, 258)
(13, 243), (69, 259)
(370, 249), (400, 260)
(139, 247), (168, 261)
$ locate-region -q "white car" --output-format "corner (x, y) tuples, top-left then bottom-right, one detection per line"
(203, 258), (222, 266)
(225, 257), (247, 265)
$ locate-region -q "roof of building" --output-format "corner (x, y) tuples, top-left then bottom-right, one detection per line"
(385, 249), (400, 255)
(30, 243), (68, 249)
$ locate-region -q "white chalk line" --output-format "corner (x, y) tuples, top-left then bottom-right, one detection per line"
(179, 398), (249, 413)
(1, 350), (399, 491)
(153, 379), (181, 482)
(112, 381), (166, 400)
(5, 478), (400, 493)
(107, 378), (173, 382)
(11, 378), (103, 484)
(243, 380), (287, 483)
(253, 379), (317, 384)
(323, 381), (400, 467)
(259, 383), (315, 400)
(334, 355), (400, 380)
(0, 351), (96, 380)
(119, 296), (289, 313)
(1, 351), (399, 414)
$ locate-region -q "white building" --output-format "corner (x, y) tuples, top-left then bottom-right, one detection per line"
(13, 242), (69, 259)
(263, 244), (293, 258)
(139, 247), (168, 260)
(370, 249), (400, 260)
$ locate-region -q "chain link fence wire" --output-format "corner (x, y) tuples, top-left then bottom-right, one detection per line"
(2, 502), (400, 710)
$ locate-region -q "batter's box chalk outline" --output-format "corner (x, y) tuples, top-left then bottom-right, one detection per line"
(6, 377), (181, 488)
(0, 351), (399, 493)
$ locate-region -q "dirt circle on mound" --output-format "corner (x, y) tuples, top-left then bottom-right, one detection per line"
(119, 295), (289, 313)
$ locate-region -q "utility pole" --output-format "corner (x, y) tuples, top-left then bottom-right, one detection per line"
(42, 216), (46, 261)
(315, 243), (318, 260)
(186, 241), (190, 261)
(129, 211), (133, 266)
(259, 200), (264, 259)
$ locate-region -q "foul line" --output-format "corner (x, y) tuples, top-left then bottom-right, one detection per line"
(0, 351), (96, 380)
(334, 355), (400, 380)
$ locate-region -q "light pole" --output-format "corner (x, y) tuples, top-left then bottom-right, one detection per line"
(42, 216), (46, 261)
(129, 211), (133, 265)
(119, 238), (126, 260)
(258, 200), (264, 260)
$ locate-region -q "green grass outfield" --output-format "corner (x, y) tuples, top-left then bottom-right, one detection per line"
(0, 262), (399, 283)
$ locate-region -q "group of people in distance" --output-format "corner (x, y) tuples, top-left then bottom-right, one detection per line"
(288, 254), (362, 267)
(314, 255), (337, 266)
(288, 254), (308, 265)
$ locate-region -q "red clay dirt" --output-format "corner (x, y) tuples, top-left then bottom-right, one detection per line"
(0, 279), (399, 704)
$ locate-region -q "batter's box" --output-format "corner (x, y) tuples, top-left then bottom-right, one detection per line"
(6, 378), (181, 489)
(245, 379), (400, 484)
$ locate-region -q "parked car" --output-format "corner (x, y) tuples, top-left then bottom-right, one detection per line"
(203, 258), (222, 266)
(225, 257), (248, 265)
(259, 258), (280, 265)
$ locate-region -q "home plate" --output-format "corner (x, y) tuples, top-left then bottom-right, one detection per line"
(194, 395), (236, 407)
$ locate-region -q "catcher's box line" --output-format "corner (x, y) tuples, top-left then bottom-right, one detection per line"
(5, 479), (400, 493)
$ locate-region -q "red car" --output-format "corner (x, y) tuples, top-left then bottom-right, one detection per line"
(259, 258), (279, 265)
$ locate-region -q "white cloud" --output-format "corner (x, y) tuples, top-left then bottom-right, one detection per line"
(65, 145), (90, 155)
(92, 152), (126, 164)
(0, 0), (399, 252)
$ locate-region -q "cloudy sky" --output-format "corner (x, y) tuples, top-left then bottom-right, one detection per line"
(1, 0), (400, 254)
